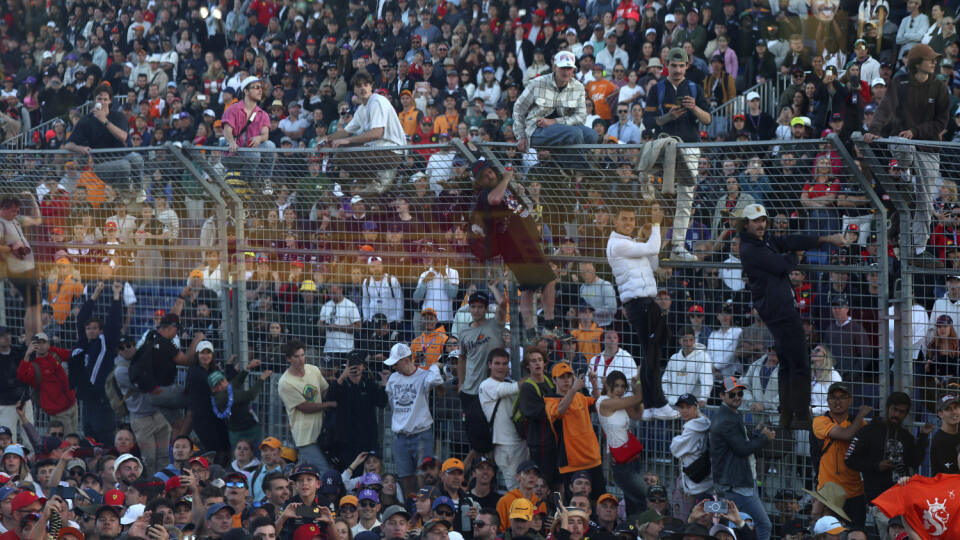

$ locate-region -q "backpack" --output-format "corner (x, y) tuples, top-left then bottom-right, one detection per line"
(464, 395), (502, 453)
(681, 440), (711, 483)
(808, 414), (837, 484)
(129, 332), (178, 393)
(652, 78), (699, 118)
(104, 367), (129, 418)
(511, 378), (554, 439)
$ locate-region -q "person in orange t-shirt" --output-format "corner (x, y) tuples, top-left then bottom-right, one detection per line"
(411, 308), (448, 367)
(47, 257), (84, 324)
(585, 65), (619, 121)
(545, 362), (604, 498)
(811, 382), (871, 526)
(570, 305), (602, 359)
(873, 473), (960, 539)
(398, 90), (423, 137)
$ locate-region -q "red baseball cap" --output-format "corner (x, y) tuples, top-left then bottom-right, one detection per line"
(688, 305), (704, 313)
(103, 489), (125, 507)
(11, 491), (45, 513)
(293, 524), (324, 540)
(189, 456), (210, 469)
(165, 476), (182, 493)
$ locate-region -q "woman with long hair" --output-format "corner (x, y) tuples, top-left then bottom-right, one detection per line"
(810, 344), (843, 416)
(231, 438), (260, 479)
(926, 314), (960, 386)
(597, 370), (647, 514)
(185, 342), (231, 463)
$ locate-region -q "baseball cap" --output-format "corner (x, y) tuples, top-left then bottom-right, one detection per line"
(509, 498), (533, 521)
(827, 382), (851, 396)
(420, 456), (438, 469)
(790, 116), (807, 127)
(120, 504), (146, 525)
(871, 77), (887, 87)
(195, 340), (214, 353)
(647, 484), (668, 498)
(292, 524), (324, 540)
(260, 437), (282, 450)
(516, 460), (540, 474)
(597, 494), (619, 506)
(467, 290), (490, 305)
(635, 508), (665, 526)
(441, 458), (464, 473)
(299, 280), (318, 292)
(11, 491), (44, 512)
(206, 371), (226, 388)
(385, 343), (412, 366)
(358, 489), (379, 504)
(776, 489), (799, 500)
(666, 47), (688, 63)
(940, 394), (960, 410)
(830, 295), (850, 307)
(432, 496), (455, 511)
(381, 505), (411, 521)
(188, 456), (210, 469)
(340, 495), (359, 507)
(290, 464), (321, 480)
(551, 362), (574, 378)
(114, 454), (142, 476)
(907, 43), (941, 62)
(32, 332), (50, 342)
(741, 203), (767, 220)
(553, 51), (576, 68)
(205, 503), (235, 521)
(782, 518), (805, 535)
(722, 376), (746, 393)
(745, 91), (760, 101)
(675, 393), (699, 406)
(812, 516), (846, 535)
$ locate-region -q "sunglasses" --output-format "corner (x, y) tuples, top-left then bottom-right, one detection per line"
(225, 481), (246, 488)
(648, 498), (666, 503)
(727, 391), (744, 398)
(340, 111), (350, 116)
(435, 510), (455, 517)
(359, 501), (378, 508)
(340, 505), (357, 512)
(474, 521), (488, 528)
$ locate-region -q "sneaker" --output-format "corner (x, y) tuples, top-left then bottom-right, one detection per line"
(262, 180), (274, 196)
(652, 404), (680, 420)
(670, 246), (698, 261)
(642, 408), (655, 421)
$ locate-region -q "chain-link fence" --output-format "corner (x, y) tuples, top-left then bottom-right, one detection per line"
(855, 135), (960, 423)
(1, 136), (898, 518)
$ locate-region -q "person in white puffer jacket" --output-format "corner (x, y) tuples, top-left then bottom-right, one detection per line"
(662, 328), (713, 408)
(670, 393), (713, 519)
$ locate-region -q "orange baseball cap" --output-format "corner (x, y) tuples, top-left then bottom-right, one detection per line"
(259, 437), (281, 449)
(551, 362), (574, 378)
(441, 458), (464, 473)
(339, 495), (359, 507)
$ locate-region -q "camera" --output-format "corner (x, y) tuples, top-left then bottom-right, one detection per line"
(703, 501), (728, 514)
(9, 243), (30, 259)
(52, 486), (77, 499)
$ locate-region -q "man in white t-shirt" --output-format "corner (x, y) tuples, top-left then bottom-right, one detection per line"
(384, 342), (443, 496)
(278, 339), (336, 472)
(479, 348), (526, 490)
(319, 283), (362, 367)
(319, 71), (406, 193)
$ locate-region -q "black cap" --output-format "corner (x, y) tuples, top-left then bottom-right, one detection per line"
(516, 460), (540, 474)
(830, 295), (850, 307)
(290, 464), (321, 480)
(782, 518), (805, 535)
(467, 291), (490, 305)
(776, 489), (799, 500)
(675, 393), (698, 407)
(647, 484), (667, 498)
(827, 382), (851, 396)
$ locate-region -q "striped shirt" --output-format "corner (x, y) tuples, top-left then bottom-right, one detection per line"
(512, 72), (587, 139)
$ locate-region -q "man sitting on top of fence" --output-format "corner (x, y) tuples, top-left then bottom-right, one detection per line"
(221, 76), (275, 194)
(513, 51), (598, 170)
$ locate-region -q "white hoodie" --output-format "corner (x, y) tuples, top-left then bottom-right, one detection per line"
(670, 415), (713, 495)
(662, 344), (713, 405)
(606, 226), (660, 302)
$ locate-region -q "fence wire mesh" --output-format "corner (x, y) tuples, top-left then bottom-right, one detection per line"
(0, 137), (904, 525)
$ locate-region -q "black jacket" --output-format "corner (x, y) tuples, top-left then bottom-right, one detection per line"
(844, 416), (929, 501)
(326, 373), (387, 448)
(68, 296), (122, 403)
(738, 230), (820, 324)
(709, 403), (769, 489)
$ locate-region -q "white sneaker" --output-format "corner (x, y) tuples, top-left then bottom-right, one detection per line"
(262, 180), (274, 196)
(670, 246), (698, 261)
(642, 408), (655, 421)
(652, 404), (680, 420)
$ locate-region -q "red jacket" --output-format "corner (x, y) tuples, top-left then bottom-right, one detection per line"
(17, 347), (76, 415)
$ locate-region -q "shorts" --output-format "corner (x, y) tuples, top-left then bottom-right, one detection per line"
(7, 270), (40, 307)
(508, 259), (557, 292)
(393, 428), (434, 478)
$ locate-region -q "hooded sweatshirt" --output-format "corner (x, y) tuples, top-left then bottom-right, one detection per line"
(671, 414), (713, 495)
(662, 343), (713, 404)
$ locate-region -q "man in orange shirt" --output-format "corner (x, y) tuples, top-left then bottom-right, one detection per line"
(811, 382), (872, 527)
(411, 308), (447, 368)
(585, 64), (618, 121)
(398, 90), (422, 137)
(495, 460), (546, 532)
(570, 304), (602, 359)
(545, 362), (603, 498)
(47, 257), (84, 325)
(433, 95), (460, 136)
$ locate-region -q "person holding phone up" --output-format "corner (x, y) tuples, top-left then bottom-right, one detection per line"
(544, 363), (604, 500)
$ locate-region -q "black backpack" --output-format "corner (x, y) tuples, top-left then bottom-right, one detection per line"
(464, 396), (502, 453)
(129, 332), (177, 393)
(808, 414), (837, 484)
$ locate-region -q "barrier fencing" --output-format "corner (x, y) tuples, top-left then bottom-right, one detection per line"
(0, 136), (912, 518)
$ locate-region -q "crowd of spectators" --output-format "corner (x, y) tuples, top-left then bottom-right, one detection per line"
(2, 0), (960, 539)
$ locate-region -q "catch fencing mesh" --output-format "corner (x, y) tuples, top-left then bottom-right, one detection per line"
(0, 137), (901, 517)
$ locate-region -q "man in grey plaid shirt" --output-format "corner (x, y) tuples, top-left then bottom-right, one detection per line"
(514, 50), (598, 168)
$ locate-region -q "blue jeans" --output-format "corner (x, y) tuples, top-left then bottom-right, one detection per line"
(722, 487), (771, 540)
(219, 139), (277, 180)
(393, 428), (434, 479)
(611, 459), (648, 515)
(81, 400), (116, 447)
(297, 443), (332, 474)
(530, 124), (598, 169)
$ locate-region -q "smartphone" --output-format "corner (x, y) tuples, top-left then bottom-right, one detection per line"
(95, 103), (102, 111)
(703, 501), (728, 514)
(296, 505), (320, 518)
(52, 486), (76, 499)
(150, 511), (165, 527)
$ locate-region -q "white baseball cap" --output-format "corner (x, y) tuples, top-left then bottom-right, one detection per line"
(665, 14), (676, 22)
(114, 453), (143, 476)
(196, 340), (214, 353)
(745, 91), (760, 101)
(120, 504), (146, 525)
(385, 343), (413, 366)
(239, 75), (261, 91)
(812, 516), (847, 535)
(871, 77), (886, 87)
(741, 204), (767, 220)
(553, 51), (576, 69)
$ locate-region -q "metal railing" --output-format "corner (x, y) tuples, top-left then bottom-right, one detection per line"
(0, 136), (910, 525)
(2, 96), (129, 150)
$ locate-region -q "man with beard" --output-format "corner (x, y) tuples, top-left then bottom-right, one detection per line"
(419, 457), (441, 490)
(845, 391), (932, 533)
(327, 355), (387, 468)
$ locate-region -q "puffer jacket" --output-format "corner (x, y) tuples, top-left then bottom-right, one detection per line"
(671, 414), (713, 495)
(662, 343), (713, 405)
(606, 227), (660, 303)
(709, 404), (769, 489)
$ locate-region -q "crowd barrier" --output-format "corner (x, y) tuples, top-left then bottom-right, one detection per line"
(0, 135), (935, 514)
